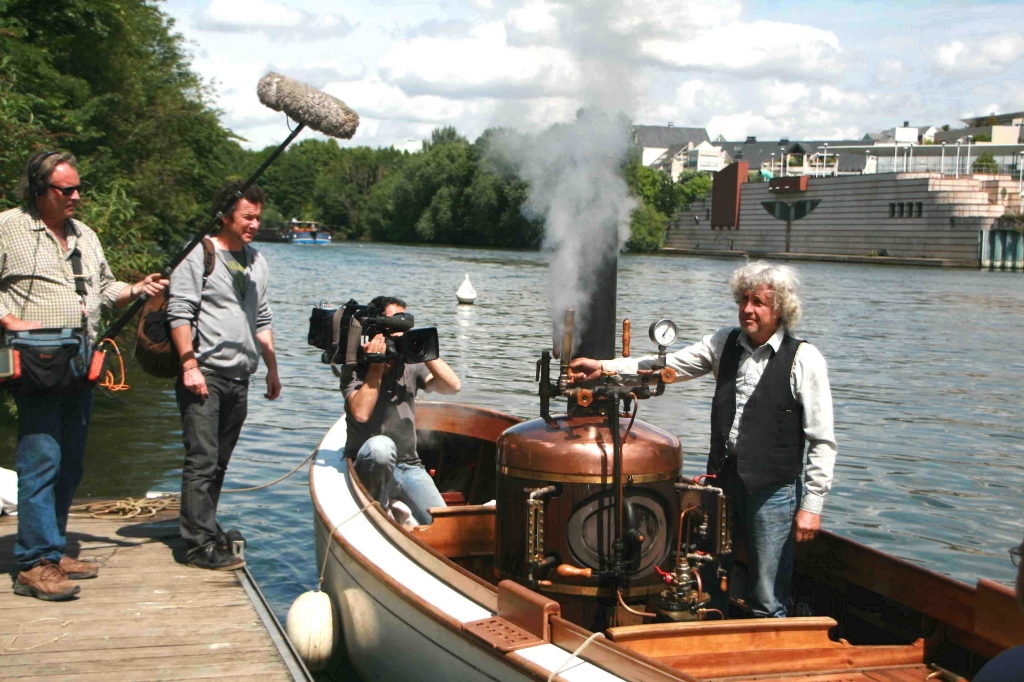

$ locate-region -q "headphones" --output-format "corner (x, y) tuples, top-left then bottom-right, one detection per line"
(27, 151), (60, 198)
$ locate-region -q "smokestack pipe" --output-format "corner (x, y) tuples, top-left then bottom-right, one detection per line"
(574, 253), (617, 360)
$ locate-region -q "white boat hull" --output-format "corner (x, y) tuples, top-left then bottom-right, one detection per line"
(310, 414), (628, 681)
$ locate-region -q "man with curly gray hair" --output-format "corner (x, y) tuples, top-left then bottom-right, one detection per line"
(571, 260), (836, 618)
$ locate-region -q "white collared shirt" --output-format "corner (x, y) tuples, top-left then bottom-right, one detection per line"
(601, 326), (837, 515)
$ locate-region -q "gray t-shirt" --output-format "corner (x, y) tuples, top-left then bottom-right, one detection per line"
(342, 362), (431, 466)
(167, 243), (272, 381)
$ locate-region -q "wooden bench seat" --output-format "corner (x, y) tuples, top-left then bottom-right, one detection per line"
(412, 504), (495, 559)
(606, 617), (926, 679)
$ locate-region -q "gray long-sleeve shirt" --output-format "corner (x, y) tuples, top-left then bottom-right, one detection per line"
(167, 242), (272, 381)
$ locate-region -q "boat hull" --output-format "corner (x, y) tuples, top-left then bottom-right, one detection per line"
(310, 409), (628, 681)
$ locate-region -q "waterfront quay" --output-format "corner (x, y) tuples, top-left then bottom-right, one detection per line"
(0, 506), (305, 681)
(666, 170), (1023, 270)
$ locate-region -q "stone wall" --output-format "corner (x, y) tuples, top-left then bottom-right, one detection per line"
(665, 173), (1009, 265)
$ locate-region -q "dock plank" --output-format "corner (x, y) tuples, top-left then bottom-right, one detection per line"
(0, 513), (294, 680)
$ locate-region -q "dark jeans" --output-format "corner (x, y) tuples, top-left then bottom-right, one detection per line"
(13, 388), (94, 570)
(176, 373), (248, 558)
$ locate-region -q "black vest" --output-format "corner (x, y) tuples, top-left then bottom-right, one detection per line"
(708, 329), (805, 494)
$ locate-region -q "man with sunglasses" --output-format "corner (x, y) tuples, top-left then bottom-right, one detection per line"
(167, 180), (280, 571)
(0, 151), (166, 601)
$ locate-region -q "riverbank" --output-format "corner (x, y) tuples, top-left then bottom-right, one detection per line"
(660, 247), (977, 268)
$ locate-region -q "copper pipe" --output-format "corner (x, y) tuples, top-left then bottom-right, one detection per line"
(698, 608), (724, 620)
(617, 589), (657, 619)
(674, 506), (699, 562)
(622, 319), (631, 357)
(690, 566), (703, 597)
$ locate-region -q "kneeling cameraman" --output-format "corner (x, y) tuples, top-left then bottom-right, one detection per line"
(342, 296), (461, 525)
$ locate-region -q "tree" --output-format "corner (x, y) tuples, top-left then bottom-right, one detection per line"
(973, 152), (998, 174)
(0, 0), (241, 273)
(627, 203), (668, 253)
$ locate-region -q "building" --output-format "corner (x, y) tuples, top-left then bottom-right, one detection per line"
(960, 111), (1024, 128)
(664, 163), (1023, 269)
(633, 123), (709, 167)
(933, 125), (1023, 145)
(716, 137), (869, 177)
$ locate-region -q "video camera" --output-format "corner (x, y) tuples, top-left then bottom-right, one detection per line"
(308, 299), (439, 368)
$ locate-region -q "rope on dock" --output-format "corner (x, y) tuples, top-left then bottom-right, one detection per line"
(69, 496), (180, 519)
(4, 618), (73, 653)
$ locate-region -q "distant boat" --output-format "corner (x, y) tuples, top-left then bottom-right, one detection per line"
(287, 220), (332, 245)
(456, 274), (476, 304)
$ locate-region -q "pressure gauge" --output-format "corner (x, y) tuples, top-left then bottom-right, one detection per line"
(649, 319), (678, 346)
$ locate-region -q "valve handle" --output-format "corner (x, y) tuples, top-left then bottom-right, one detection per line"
(556, 564), (593, 578)
(622, 319), (630, 358)
(661, 367), (677, 384)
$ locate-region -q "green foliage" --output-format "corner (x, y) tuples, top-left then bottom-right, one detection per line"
(972, 133), (992, 143)
(973, 152), (998, 174)
(263, 126), (542, 248)
(75, 178), (162, 277)
(0, 0), (240, 277)
(627, 203), (668, 253)
(623, 155), (712, 251)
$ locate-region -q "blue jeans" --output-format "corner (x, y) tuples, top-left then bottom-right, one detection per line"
(733, 478), (801, 618)
(13, 388), (94, 570)
(354, 435), (445, 525)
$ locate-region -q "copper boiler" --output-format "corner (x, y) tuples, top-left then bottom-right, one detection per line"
(495, 411), (682, 627)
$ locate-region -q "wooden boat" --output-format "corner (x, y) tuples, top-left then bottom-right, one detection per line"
(310, 401), (1024, 681)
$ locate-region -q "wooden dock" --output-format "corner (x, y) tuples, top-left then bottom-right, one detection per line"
(0, 508), (306, 681)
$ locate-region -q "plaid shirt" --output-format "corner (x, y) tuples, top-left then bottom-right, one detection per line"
(0, 207), (127, 341)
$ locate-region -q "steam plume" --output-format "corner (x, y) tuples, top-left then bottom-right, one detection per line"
(493, 0), (642, 355)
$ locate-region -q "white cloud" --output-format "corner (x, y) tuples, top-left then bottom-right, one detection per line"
(379, 22), (581, 99)
(325, 78), (475, 124)
(875, 58), (907, 85)
(194, 0), (352, 41)
(642, 21), (842, 78)
(934, 32), (1024, 74)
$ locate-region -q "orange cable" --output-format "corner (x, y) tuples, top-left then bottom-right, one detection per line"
(97, 338), (130, 392)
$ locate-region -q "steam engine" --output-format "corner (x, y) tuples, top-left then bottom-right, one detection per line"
(495, 312), (734, 630)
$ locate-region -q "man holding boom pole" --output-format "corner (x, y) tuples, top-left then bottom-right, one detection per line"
(168, 181), (280, 571)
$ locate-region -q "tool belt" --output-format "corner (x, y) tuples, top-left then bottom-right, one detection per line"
(0, 328), (93, 396)
(0, 247), (103, 396)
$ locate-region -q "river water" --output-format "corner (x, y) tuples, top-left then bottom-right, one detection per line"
(2, 243), (1023, 638)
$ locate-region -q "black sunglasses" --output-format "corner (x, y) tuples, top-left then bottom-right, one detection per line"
(49, 184), (82, 197)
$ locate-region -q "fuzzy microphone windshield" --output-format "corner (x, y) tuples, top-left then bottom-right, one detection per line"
(257, 72), (359, 139)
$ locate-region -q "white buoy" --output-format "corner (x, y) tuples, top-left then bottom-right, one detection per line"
(456, 273), (477, 304)
(286, 590), (335, 672)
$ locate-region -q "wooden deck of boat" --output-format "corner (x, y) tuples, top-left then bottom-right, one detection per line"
(0, 510), (296, 681)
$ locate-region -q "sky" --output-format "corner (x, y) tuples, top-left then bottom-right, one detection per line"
(162, 0), (1024, 151)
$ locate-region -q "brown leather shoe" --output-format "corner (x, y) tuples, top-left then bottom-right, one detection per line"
(60, 555), (99, 580)
(14, 559), (81, 601)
